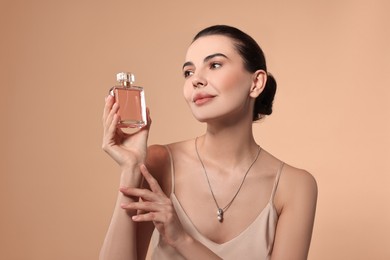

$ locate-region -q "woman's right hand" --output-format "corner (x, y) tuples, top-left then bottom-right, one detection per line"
(102, 95), (151, 169)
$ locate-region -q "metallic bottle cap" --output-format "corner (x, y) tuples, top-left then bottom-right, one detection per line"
(116, 72), (135, 84)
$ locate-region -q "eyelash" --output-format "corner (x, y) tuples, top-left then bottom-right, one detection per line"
(183, 70), (193, 78)
(210, 62), (222, 69)
(183, 62), (222, 78)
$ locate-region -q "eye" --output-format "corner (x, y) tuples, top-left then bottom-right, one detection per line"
(183, 70), (194, 78)
(210, 62), (222, 69)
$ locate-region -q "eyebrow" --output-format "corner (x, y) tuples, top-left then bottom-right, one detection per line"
(182, 53), (228, 69)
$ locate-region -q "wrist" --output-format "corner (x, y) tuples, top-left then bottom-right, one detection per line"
(119, 163), (143, 187)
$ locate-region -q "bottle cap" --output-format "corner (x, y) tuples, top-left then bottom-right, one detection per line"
(116, 72), (135, 84)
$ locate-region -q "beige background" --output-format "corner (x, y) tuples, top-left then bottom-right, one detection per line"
(1, 0), (389, 259)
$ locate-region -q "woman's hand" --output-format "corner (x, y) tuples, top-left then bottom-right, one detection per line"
(102, 95), (151, 168)
(120, 164), (187, 247)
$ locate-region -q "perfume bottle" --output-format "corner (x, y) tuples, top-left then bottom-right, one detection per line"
(109, 72), (147, 128)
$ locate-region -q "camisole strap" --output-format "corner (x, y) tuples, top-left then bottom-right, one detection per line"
(270, 162), (285, 203)
(164, 145), (175, 194)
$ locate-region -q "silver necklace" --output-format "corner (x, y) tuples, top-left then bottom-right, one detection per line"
(195, 137), (261, 222)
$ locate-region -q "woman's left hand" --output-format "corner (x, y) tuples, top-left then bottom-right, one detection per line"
(120, 164), (187, 247)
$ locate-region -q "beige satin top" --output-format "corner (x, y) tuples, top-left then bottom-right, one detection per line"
(151, 146), (284, 259)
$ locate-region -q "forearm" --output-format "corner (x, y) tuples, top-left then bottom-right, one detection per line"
(99, 166), (143, 260)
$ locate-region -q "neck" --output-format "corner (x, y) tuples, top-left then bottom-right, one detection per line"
(197, 120), (259, 167)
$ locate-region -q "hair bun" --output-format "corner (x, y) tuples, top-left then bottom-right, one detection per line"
(253, 73), (277, 120)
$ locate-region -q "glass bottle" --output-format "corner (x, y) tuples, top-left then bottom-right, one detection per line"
(109, 72), (147, 128)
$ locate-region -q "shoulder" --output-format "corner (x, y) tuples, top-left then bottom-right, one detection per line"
(270, 163), (318, 259)
(147, 139), (193, 159)
(146, 140), (194, 167)
(145, 140), (194, 194)
(276, 163), (318, 213)
(144, 144), (171, 194)
(281, 164), (317, 192)
(146, 144), (170, 166)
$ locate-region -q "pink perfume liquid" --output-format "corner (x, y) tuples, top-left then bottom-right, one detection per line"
(110, 72), (147, 128)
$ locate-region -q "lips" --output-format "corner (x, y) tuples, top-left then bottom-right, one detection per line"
(193, 93), (216, 105)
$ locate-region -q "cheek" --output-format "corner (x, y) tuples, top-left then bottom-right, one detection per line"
(182, 81), (192, 103)
(218, 72), (251, 95)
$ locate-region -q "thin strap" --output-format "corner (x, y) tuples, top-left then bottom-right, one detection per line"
(270, 162), (285, 203)
(164, 145), (175, 194)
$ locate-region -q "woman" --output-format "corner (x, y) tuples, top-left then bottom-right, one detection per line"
(100, 25), (317, 260)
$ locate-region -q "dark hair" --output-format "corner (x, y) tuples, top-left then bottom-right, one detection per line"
(193, 25), (277, 121)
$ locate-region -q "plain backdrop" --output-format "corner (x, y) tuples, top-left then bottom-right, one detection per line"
(1, 0), (389, 259)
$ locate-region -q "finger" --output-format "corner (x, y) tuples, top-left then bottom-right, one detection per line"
(120, 200), (166, 213)
(102, 110), (120, 149)
(131, 211), (163, 222)
(106, 102), (119, 125)
(102, 95), (115, 124)
(120, 187), (162, 202)
(107, 112), (120, 135)
(131, 206), (176, 223)
(104, 103), (119, 133)
(140, 164), (164, 194)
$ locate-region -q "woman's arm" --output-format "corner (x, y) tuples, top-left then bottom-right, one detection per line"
(271, 168), (318, 260)
(120, 164), (222, 260)
(99, 146), (167, 260)
(99, 95), (152, 260)
(99, 166), (144, 260)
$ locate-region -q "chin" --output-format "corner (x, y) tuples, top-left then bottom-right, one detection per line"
(193, 116), (209, 123)
(191, 112), (211, 123)
(192, 112), (223, 123)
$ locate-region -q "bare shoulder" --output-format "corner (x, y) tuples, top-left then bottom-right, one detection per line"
(146, 140), (193, 169)
(281, 164), (317, 192)
(260, 150), (317, 188)
(165, 139), (194, 153)
(146, 144), (170, 170)
(144, 144), (171, 194)
(268, 160), (318, 258)
(145, 140), (193, 194)
(275, 162), (318, 213)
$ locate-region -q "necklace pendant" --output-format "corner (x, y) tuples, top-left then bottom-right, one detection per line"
(217, 208), (224, 222)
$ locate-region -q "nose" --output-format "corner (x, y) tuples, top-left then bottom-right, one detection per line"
(192, 74), (207, 88)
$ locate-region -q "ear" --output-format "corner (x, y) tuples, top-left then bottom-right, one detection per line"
(249, 70), (267, 98)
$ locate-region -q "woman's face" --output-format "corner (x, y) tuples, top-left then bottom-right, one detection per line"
(182, 35), (258, 124)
